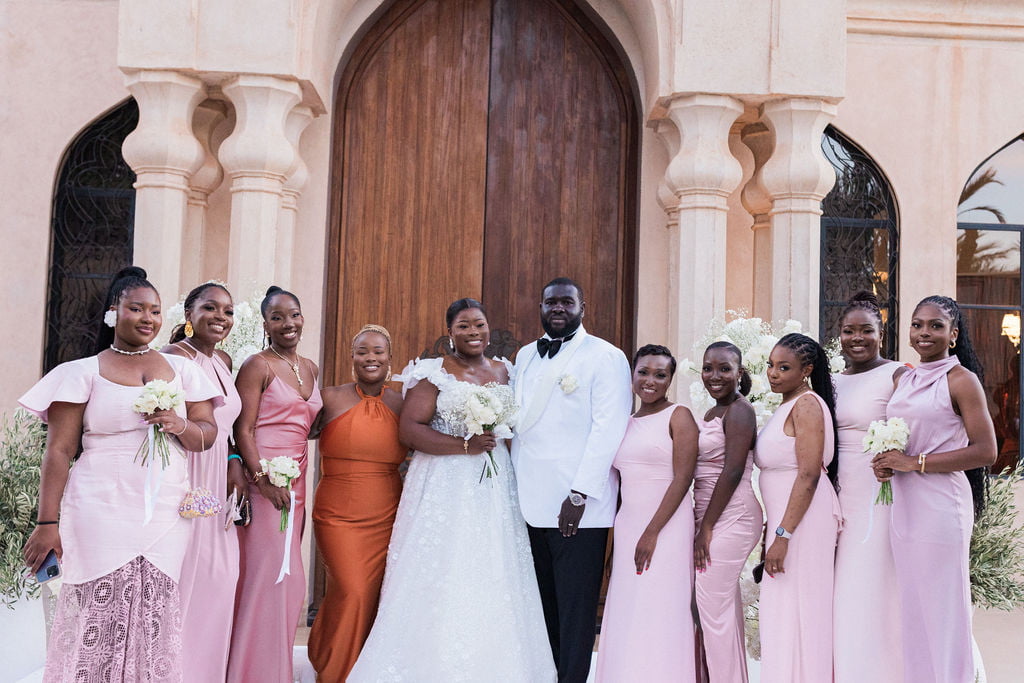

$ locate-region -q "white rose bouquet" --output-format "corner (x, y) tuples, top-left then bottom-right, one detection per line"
(132, 379), (185, 468)
(862, 417), (910, 505)
(464, 384), (516, 482)
(260, 456), (302, 530)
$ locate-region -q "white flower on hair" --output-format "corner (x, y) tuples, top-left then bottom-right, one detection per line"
(103, 309), (117, 328)
(559, 374), (579, 394)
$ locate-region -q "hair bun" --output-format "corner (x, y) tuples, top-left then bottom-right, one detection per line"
(114, 266), (148, 281)
(265, 285), (284, 297)
(849, 290), (880, 308)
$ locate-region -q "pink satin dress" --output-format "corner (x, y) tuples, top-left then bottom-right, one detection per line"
(172, 348), (243, 682)
(887, 356), (974, 683)
(754, 392), (841, 683)
(694, 412), (762, 682)
(227, 373), (322, 683)
(596, 405), (696, 682)
(833, 362), (904, 683)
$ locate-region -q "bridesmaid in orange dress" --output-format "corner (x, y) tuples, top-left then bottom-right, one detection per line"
(308, 324), (406, 682)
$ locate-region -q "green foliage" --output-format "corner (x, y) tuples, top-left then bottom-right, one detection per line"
(970, 473), (1024, 610)
(0, 409), (46, 608)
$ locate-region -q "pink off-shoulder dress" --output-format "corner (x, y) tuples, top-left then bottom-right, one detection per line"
(19, 354), (221, 683)
(754, 392), (841, 683)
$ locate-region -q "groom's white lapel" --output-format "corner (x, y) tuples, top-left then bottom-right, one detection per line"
(516, 327), (588, 435)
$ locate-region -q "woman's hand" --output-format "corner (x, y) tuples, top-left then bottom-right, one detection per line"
(143, 408), (187, 435)
(871, 449), (910, 481)
(694, 525), (713, 572)
(465, 431), (497, 454)
(23, 525), (62, 573)
(227, 458), (248, 499)
(634, 529), (658, 574)
(764, 538), (788, 577)
(256, 476), (291, 510)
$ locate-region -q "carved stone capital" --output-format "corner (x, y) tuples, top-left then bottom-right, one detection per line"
(740, 121), (773, 231)
(219, 75), (303, 184)
(760, 98), (837, 212)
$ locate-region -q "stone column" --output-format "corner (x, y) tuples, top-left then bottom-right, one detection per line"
(218, 75), (302, 293)
(121, 70), (206, 300)
(660, 94), (744, 355)
(181, 100), (227, 293)
(740, 121), (774, 320)
(760, 98), (837, 334)
(276, 105), (315, 286)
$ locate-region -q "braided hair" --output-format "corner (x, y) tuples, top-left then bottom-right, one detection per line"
(633, 344), (677, 376)
(704, 341), (752, 396)
(915, 295), (988, 515)
(95, 266), (158, 354)
(775, 333), (840, 490)
(352, 324), (392, 353)
(168, 282), (232, 344)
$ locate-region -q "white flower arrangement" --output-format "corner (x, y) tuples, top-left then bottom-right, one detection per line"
(260, 456), (302, 530)
(558, 374), (579, 394)
(862, 417), (910, 505)
(679, 312), (840, 428)
(132, 380), (185, 468)
(463, 384), (517, 481)
(152, 284), (267, 375)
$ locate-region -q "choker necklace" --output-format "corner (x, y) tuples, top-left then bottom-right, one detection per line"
(110, 344), (151, 356)
(269, 345), (303, 386)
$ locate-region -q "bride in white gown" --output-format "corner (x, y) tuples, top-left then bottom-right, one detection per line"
(348, 299), (556, 683)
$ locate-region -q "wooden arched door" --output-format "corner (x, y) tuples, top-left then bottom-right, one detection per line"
(324, 0), (638, 372)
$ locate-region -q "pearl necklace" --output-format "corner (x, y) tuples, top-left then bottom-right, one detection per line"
(110, 344), (151, 356)
(269, 345), (303, 386)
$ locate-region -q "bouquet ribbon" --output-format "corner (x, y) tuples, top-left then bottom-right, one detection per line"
(275, 490), (297, 584)
(142, 424), (165, 526)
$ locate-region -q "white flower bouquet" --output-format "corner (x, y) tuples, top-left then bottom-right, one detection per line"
(260, 456), (301, 531)
(862, 417), (909, 505)
(133, 379), (185, 468)
(463, 384), (516, 481)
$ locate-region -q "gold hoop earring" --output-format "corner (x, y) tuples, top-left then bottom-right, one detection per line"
(184, 321), (194, 338)
(385, 369), (393, 383)
(949, 339), (957, 349)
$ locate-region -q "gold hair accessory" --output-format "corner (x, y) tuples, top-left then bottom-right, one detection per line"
(352, 324), (393, 351)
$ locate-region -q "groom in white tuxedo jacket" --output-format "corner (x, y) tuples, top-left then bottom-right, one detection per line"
(512, 277), (632, 683)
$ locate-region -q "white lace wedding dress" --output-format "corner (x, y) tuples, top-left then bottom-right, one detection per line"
(347, 358), (556, 683)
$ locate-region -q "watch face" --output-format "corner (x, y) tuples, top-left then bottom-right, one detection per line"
(569, 493), (585, 506)
(775, 526), (786, 537)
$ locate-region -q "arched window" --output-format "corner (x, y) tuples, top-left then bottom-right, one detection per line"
(45, 99), (138, 371)
(957, 134), (1024, 471)
(819, 126), (900, 355)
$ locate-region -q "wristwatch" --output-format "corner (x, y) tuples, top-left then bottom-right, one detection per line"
(775, 526), (792, 540)
(568, 491), (586, 507)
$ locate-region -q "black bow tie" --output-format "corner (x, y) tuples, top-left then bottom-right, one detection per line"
(537, 333), (575, 359)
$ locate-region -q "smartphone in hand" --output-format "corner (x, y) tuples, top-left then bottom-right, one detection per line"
(35, 550), (61, 583)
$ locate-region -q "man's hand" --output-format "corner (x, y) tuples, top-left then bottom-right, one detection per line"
(557, 492), (586, 537)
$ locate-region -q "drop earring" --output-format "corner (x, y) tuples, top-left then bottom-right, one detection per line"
(184, 320), (194, 338)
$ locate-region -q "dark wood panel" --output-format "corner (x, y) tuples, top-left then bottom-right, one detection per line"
(482, 0), (638, 351)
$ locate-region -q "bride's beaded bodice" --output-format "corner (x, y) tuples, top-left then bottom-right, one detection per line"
(398, 357), (516, 438)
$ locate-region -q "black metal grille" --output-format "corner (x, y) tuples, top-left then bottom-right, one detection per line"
(820, 126), (900, 358)
(44, 100), (138, 371)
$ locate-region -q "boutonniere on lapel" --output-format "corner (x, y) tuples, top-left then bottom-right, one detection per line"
(558, 374), (579, 394)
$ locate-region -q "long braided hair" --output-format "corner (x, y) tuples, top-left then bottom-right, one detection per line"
(775, 333), (840, 491)
(916, 295), (988, 515)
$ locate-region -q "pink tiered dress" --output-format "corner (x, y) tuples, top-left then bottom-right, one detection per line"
(754, 392), (841, 683)
(171, 348), (243, 682)
(887, 356), (974, 683)
(227, 373), (322, 683)
(18, 354), (220, 683)
(833, 362), (904, 683)
(596, 405), (696, 682)
(694, 411), (762, 682)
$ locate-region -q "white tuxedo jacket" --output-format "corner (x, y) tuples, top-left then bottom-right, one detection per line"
(511, 327), (632, 528)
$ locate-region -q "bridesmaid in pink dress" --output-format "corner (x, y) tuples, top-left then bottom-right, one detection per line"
(754, 333), (841, 683)
(872, 295), (996, 683)
(832, 291), (906, 683)
(596, 344), (699, 682)
(228, 286), (323, 683)
(693, 342), (762, 682)
(161, 282), (247, 681)
(21, 267), (220, 682)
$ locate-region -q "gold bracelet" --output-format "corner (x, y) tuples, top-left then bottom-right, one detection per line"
(918, 453), (927, 473)
(252, 470), (267, 483)
(171, 420), (189, 436)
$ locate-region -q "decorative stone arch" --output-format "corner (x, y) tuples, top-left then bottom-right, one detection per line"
(819, 125), (900, 355)
(45, 99), (139, 371)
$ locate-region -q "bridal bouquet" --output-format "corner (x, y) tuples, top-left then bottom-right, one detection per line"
(862, 417), (910, 505)
(260, 456), (301, 531)
(463, 384), (516, 481)
(133, 380), (185, 468)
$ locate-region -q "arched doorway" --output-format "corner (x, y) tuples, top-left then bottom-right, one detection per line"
(324, 0), (639, 376)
